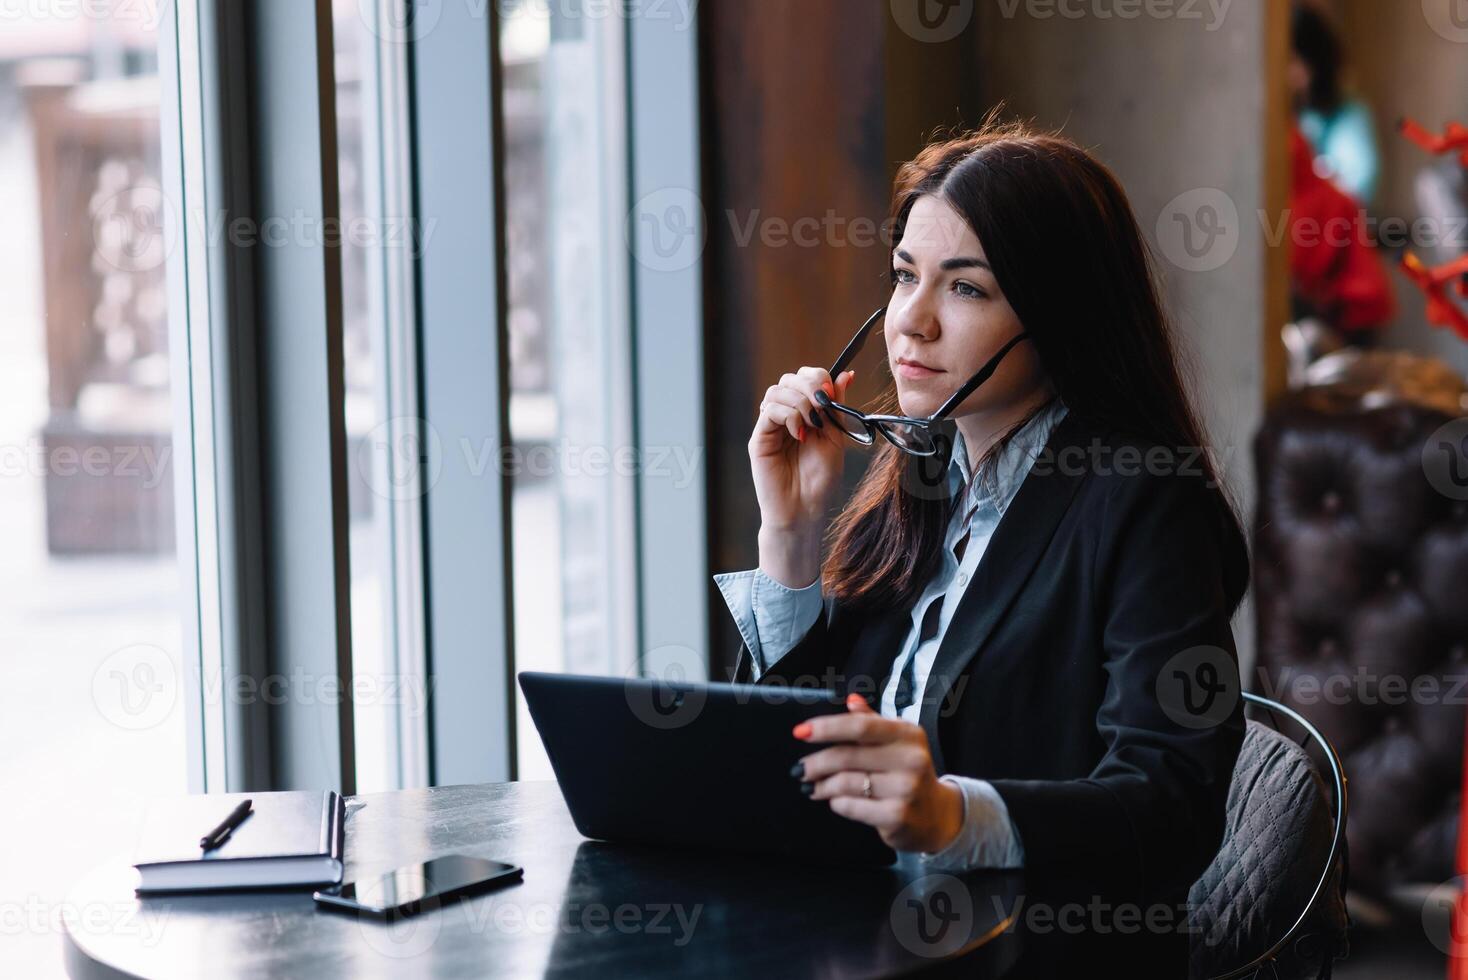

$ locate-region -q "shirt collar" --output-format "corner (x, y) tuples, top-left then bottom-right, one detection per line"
(949, 399), (1069, 517)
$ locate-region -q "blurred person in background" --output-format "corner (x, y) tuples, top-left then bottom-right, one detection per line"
(1287, 3), (1394, 348)
(1289, 126), (1395, 346)
(1291, 1), (1381, 207)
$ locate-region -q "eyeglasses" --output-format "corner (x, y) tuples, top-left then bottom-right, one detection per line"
(812, 307), (1032, 457)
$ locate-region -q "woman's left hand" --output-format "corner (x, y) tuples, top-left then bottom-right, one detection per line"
(793, 694), (965, 854)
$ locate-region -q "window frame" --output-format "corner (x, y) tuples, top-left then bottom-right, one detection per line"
(161, 0), (710, 792)
(626, 2), (710, 685)
(163, 0), (358, 794)
(410, 0), (518, 784)
(163, 0), (275, 793)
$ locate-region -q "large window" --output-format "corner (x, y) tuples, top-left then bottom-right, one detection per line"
(0, 9), (708, 968)
(333, 0), (429, 794)
(0, 12), (187, 977)
(500, 0), (639, 779)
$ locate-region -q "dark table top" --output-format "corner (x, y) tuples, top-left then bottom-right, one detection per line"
(63, 780), (1029, 979)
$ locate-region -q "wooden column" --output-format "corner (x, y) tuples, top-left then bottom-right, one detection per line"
(1262, 0), (1293, 404)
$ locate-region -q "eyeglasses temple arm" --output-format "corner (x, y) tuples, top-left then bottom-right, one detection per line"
(930, 333), (1032, 421)
(827, 307), (887, 377)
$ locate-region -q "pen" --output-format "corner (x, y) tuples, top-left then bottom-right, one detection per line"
(200, 799), (253, 851)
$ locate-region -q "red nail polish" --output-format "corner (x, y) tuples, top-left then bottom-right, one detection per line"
(792, 722), (813, 740)
(796, 424), (806, 442)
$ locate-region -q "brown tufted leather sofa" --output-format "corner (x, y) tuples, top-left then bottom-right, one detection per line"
(1253, 364), (1468, 896)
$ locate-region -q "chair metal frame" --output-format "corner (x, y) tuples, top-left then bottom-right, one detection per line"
(1206, 692), (1350, 980)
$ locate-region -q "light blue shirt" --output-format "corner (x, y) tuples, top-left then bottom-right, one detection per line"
(714, 399), (1068, 870)
(1299, 100), (1380, 205)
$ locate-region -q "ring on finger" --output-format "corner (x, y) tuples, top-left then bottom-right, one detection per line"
(861, 774), (873, 799)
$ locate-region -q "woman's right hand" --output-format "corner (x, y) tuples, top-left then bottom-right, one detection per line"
(748, 366), (857, 587)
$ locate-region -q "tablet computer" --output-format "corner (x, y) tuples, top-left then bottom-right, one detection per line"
(518, 671), (897, 867)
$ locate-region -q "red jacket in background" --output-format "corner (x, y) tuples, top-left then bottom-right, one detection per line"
(1290, 128), (1395, 333)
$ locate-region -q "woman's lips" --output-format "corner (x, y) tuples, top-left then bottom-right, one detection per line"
(895, 359), (944, 380)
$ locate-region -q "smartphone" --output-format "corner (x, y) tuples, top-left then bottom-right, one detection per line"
(314, 854), (523, 920)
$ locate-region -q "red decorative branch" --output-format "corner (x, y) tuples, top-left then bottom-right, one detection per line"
(1399, 252), (1468, 341)
(1399, 117), (1468, 168)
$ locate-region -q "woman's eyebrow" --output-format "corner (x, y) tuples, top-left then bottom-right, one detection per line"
(893, 248), (990, 271)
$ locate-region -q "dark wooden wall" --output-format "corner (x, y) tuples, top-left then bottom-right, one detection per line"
(698, 0), (980, 676)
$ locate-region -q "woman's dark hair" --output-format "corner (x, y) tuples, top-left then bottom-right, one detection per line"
(821, 115), (1249, 615)
(1292, 3), (1343, 114)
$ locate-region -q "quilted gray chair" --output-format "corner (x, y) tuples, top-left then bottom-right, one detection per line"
(1188, 693), (1350, 979)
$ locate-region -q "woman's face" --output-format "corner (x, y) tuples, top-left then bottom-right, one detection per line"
(1288, 53), (1310, 104)
(885, 194), (1050, 421)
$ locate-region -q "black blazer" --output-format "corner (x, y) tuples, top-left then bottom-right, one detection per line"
(736, 409), (1248, 954)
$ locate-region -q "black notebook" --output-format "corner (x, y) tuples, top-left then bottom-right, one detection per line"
(133, 790), (346, 893)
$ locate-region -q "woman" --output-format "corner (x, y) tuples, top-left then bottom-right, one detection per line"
(1290, 1), (1379, 206)
(714, 119), (1250, 969)
(1287, 4), (1393, 345)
